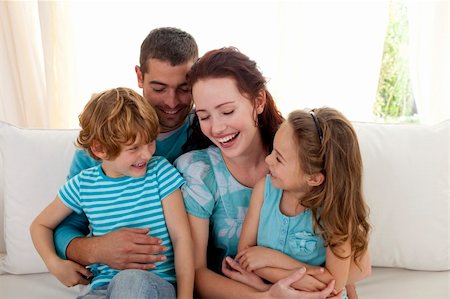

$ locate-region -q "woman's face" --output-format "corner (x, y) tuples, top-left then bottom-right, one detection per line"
(193, 77), (262, 158)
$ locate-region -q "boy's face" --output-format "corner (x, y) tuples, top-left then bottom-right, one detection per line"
(100, 136), (156, 178)
(136, 59), (194, 133)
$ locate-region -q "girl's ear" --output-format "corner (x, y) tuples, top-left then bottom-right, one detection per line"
(255, 90), (267, 115)
(307, 172), (325, 187)
(90, 141), (107, 160)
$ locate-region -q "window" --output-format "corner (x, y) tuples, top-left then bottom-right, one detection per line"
(374, 1), (418, 123)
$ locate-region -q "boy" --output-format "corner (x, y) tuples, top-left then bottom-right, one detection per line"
(31, 87), (194, 298)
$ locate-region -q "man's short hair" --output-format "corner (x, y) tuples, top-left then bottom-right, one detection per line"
(139, 27), (198, 74)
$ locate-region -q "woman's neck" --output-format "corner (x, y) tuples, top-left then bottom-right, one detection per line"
(222, 144), (269, 189)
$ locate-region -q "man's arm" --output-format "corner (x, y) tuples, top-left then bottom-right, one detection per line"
(53, 212), (90, 260)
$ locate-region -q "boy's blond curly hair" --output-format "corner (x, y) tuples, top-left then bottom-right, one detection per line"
(77, 87), (159, 160)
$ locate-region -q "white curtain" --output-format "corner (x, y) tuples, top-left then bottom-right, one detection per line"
(408, 0), (450, 124)
(0, 1), (77, 128)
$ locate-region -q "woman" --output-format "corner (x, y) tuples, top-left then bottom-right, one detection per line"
(175, 47), (345, 299)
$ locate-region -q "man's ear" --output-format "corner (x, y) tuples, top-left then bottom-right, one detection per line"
(90, 141), (107, 160)
(135, 65), (144, 88)
(307, 172), (325, 187)
(255, 90), (267, 115)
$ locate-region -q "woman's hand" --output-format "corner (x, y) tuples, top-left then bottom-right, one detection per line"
(222, 256), (270, 291)
(264, 268), (343, 299)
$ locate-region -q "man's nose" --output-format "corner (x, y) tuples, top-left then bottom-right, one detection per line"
(164, 89), (178, 108)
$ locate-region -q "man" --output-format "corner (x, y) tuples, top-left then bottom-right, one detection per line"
(54, 27), (199, 271)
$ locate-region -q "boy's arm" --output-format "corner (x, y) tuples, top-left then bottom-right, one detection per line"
(30, 196), (92, 286)
(162, 189), (194, 299)
(237, 178), (265, 252)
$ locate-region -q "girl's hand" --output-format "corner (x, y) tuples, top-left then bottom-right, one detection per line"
(47, 258), (92, 287)
(236, 246), (275, 271)
(222, 256), (270, 291)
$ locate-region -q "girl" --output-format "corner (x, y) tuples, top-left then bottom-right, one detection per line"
(232, 108), (371, 298)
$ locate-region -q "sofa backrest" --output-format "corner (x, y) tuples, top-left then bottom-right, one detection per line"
(0, 120), (449, 274)
(0, 121), (79, 273)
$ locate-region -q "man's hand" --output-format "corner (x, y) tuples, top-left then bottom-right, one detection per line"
(264, 268), (343, 299)
(67, 227), (166, 270)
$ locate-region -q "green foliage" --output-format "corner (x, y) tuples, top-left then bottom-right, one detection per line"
(374, 1), (417, 123)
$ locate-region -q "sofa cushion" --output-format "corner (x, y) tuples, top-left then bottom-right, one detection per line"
(0, 120), (448, 274)
(0, 122), (78, 274)
(354, 120), (449, 271)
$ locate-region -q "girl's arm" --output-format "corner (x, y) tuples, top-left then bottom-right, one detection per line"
(238, 178), (265, 252)
(309, 238), (372, 291)
(162, 189), (194, 299)
(347, 249), (372, 283)
(314, 239), (352, 292)
(30, 196), (92, 286)
(237, 245), (310, 272)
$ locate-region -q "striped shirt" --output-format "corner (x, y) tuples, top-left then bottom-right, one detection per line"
(59, 156), (184, 290)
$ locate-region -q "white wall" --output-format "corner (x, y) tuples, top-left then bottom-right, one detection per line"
(69, 1), (389, 127)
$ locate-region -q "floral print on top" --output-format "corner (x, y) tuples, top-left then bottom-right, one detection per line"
(174, 146), (252, 272)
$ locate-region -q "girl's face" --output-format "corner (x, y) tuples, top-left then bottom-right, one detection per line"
(265, 122), (310, 193)
(99, 134), (156, 178)
(193, 77), (264, 158)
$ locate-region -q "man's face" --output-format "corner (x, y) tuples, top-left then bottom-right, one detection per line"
(136, 58), (194, 133)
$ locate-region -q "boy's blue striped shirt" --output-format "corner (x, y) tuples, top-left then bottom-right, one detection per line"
(58, 156), (184, 290)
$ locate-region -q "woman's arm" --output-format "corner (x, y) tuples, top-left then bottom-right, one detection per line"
(223, 255), (341, 299)
(162, 189), (194, 299)
(30, 196), (92, 286)
(188, 215), (262, 299)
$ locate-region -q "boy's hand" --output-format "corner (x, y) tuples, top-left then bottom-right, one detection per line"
(48, 258), (92, 287)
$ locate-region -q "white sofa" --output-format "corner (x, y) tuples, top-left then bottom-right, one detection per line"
(0, 120), (449, 299)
